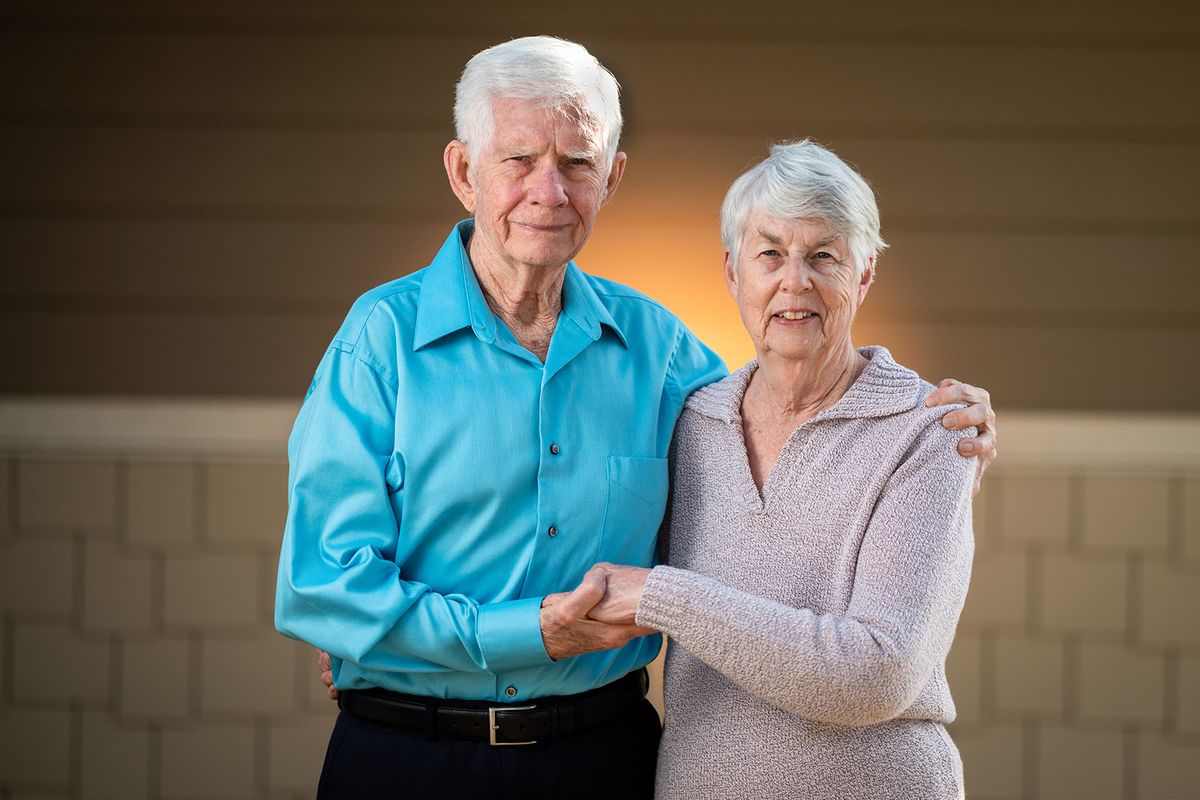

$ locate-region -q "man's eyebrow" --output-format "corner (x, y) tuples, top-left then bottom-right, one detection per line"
(813, 233), (842, 247)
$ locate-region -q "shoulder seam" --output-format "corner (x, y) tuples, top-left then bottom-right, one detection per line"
(329, 341), (400, 392)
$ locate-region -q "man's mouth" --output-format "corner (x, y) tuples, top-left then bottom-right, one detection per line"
(773, 311), (816, 320)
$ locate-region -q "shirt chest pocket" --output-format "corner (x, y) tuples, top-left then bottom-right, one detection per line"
(596, 455), (669, 567)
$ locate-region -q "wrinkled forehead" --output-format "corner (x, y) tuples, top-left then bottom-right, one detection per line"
(742, 209), (843, 247)
(488, 95), (605, 155)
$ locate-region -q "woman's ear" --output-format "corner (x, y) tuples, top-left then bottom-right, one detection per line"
(857, 257), (875, 305)
(723, 250), (739, 300)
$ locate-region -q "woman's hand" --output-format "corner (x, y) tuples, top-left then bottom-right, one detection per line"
(316, 648), (338, 700)
(925, 378), (997, 495)
(585, 563), (653, 625)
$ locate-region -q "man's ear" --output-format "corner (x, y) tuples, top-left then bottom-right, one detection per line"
(444, 140), (476, 213)
(723, 250), (739, 300)
(601, 151), (627, 207)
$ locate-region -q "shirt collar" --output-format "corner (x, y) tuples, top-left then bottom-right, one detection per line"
(685, 345), (922, 423)
(412, 219), (627, 351)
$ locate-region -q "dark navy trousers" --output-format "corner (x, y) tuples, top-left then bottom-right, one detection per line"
(316, 697), (662, 800)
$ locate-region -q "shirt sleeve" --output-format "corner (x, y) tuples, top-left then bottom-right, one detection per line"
(664, 324), (728, 410)
(274, 344), (552, 676)
(635, 421), (975, 726)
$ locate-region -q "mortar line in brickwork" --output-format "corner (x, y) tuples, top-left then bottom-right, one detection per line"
(114, 457), (129, 545)
(1067, 474), (1085, 553)
(1021, 717), (1039, 799)
(187, 632), (203, 718)
(1025, 546), (1042, 635)
(1126, 556), (1143, 647)
(1122, 724), (1137, 800)
(1, 616), (14, 704)
(1164, 647), (1180, 734)
(72, 531), (86, 630)
(1167, 474), (1185, 561)
(986, 471), (1003, 551)
(148, 722), (163, 800)
(1063, 635), (1080, 723)
(293, 636), (309, 710)
(68, 701), (83, 797)
(4, 455), (15, 532)
(150, 552), (166, 634)
(195, 461), (208, 545)
(109, 630), (122, 716)
(254, 715), (270, 795)
(981, 630), (998, 721)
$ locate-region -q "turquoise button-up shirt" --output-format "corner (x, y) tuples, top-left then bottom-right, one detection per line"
(275, 220), (727, 702)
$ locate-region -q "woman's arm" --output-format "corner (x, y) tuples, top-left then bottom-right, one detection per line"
(595, 422), (975, 726)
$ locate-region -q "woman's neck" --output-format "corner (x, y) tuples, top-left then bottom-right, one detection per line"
(747, 342), (866, 425)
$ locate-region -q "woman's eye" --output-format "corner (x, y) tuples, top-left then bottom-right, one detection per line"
(759, 249), (780, 258)
(813, 251), (833, 260)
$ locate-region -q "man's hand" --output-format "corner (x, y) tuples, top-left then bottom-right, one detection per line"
(585, 563), (651, 625)
(539, 567), (655, 660)
(925, 378), (997, 495)
(316, 648), (338, 701)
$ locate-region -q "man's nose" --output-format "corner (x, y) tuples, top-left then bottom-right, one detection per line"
(527, 164), (569, 206)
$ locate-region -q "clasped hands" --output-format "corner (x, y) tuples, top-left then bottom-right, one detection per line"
(316, 563), (653, 699)
(539, 563), (654, 661)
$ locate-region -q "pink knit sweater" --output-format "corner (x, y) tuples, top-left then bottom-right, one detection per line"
(637, 346), (975, 799)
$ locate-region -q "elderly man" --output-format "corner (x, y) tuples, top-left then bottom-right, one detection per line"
(275, 36), (996, 799)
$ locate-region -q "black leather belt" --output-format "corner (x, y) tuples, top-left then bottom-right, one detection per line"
(337, 668), (649, 746)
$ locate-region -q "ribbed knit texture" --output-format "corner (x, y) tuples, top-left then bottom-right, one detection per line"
(637, 346), (975, 799)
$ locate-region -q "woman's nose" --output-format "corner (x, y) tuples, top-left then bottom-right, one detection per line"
(778, 258), (814, 293)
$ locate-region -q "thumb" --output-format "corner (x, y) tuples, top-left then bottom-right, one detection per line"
(557, 568), (607, 618)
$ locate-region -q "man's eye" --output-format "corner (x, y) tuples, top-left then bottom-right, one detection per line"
(813, 251), (833, 260)
(759, 249), (781, 257)
(567, 158), (591, 167)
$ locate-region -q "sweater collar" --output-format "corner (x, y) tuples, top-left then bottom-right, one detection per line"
(684, 345), (922, 424)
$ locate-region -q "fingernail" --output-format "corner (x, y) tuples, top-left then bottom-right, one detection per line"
(960, 441), (975, 454)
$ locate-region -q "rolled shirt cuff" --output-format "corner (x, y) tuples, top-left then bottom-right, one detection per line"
(477, 596), (555, 672)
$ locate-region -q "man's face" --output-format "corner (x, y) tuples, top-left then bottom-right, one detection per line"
(453, 97), (624, 273)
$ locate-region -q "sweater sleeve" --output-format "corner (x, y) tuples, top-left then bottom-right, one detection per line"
(636, 421), (975, 726)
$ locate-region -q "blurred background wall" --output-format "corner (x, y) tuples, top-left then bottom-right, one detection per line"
(0, 0), (1197, 798)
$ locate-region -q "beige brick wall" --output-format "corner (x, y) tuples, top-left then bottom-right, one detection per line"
(0, 454), (330, 800)
(950, 468), (1200, 799)
(1, 419), (1199, 798)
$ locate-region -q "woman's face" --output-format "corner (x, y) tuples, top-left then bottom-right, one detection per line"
(726, 210), (874, 364)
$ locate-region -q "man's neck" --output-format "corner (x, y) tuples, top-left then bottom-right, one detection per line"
(468, 231), (566, 362)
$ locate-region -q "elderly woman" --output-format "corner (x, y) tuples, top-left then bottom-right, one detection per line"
(585, 140), (975, 799)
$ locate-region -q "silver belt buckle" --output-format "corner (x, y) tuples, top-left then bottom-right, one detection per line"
(488, 704), (538, 746)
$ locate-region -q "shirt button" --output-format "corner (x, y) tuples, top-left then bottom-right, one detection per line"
(547, 525), (558, 537)
(505, 686), (518, 698)
(549, 443), (560, 455)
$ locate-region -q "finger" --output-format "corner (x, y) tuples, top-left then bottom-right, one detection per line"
(556, 570), (607, 618)
(924, 379), (959, 407)
(958, 427), (996, 458)
(316, 649), (331, 672)
(942, 403), (990, 432)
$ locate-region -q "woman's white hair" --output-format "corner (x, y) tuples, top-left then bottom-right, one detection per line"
(720, 139), (887, 275)
(454, 36), (623, 171)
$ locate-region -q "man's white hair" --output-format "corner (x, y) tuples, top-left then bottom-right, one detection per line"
(721, 140), (888, 275)
(454, 36), (623, 170)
